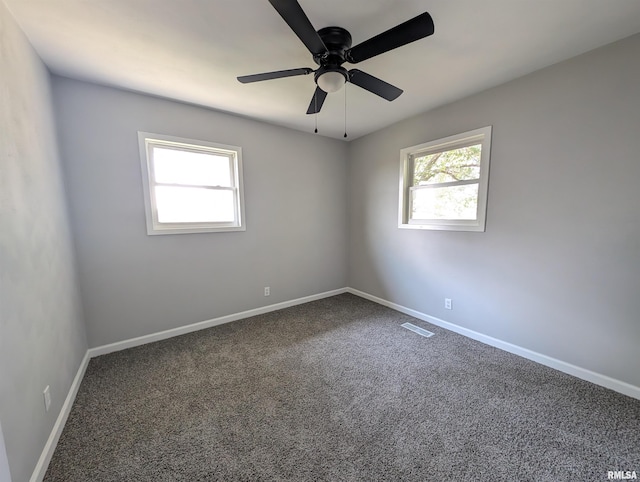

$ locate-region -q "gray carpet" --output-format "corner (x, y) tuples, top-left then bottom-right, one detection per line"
(45, 293), (640, 481)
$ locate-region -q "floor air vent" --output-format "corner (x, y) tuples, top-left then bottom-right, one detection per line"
(401, 322), (434, 338)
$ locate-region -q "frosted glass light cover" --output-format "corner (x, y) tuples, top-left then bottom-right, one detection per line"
(317, 71), (345, 93)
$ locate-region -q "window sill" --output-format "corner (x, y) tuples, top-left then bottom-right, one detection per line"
(398, 222), (485, 232)
(147, 225), (247, 235)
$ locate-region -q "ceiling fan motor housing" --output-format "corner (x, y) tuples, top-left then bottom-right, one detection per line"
(313, 27), (352, 91)
(314, 26), (352, 65)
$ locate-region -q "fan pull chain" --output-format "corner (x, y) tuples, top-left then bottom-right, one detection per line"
(344, 83), (348, 138)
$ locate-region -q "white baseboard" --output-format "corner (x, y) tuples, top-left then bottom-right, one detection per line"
(347, 287), (640, 400)
(30, 351), (90, 482)
(88, 288), (348, 358)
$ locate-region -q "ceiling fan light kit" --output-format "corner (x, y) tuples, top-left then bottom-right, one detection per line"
(237, 0), (435, 125)
(316, 70), (346, 93)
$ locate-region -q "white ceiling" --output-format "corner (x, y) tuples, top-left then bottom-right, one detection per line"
(6, 0), (640, 140)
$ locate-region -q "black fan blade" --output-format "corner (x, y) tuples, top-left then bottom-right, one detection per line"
(269, 0), (327, 56)
(306, 87), (328, 114)
(348, 69), (403, 101)
(345, 12), (434, 64)
(237, 67), (313, 84)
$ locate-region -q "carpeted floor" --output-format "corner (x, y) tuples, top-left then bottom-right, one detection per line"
(45, 293), (640, 481)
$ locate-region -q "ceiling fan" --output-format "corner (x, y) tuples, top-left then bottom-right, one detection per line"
(237, 0), (435, 115)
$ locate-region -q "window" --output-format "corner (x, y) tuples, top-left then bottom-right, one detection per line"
(138, 132), (245, 235)
(398, 126), (492, 232)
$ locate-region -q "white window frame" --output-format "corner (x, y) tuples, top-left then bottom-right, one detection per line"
(138, 132), (246, 235)
(398, 126), (492, 232)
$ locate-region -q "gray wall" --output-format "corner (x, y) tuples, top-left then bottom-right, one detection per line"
(53, 78), (349, 348)
(0, 3), (87, 481)
(348, 33), (640, 388)
(0, 423), (10, 482)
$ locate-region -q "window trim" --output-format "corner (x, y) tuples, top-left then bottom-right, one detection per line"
(398, 126), (492, 232)
(138, 132), (246, 235)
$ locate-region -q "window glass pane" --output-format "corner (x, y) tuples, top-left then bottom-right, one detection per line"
(153, 147), (232, 187)
(155, 186), (235, 223)
(413, 144), (481, 186)
(411, 183), (479, 220)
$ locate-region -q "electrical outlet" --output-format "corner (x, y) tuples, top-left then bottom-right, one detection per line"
(445, 298), (452, 310)
(43, 386), (51, 412)
(264, 286), (270, 297)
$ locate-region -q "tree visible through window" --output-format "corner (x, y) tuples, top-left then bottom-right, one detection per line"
(399, 127), (492, 232)
(411, 144), (481, 220)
